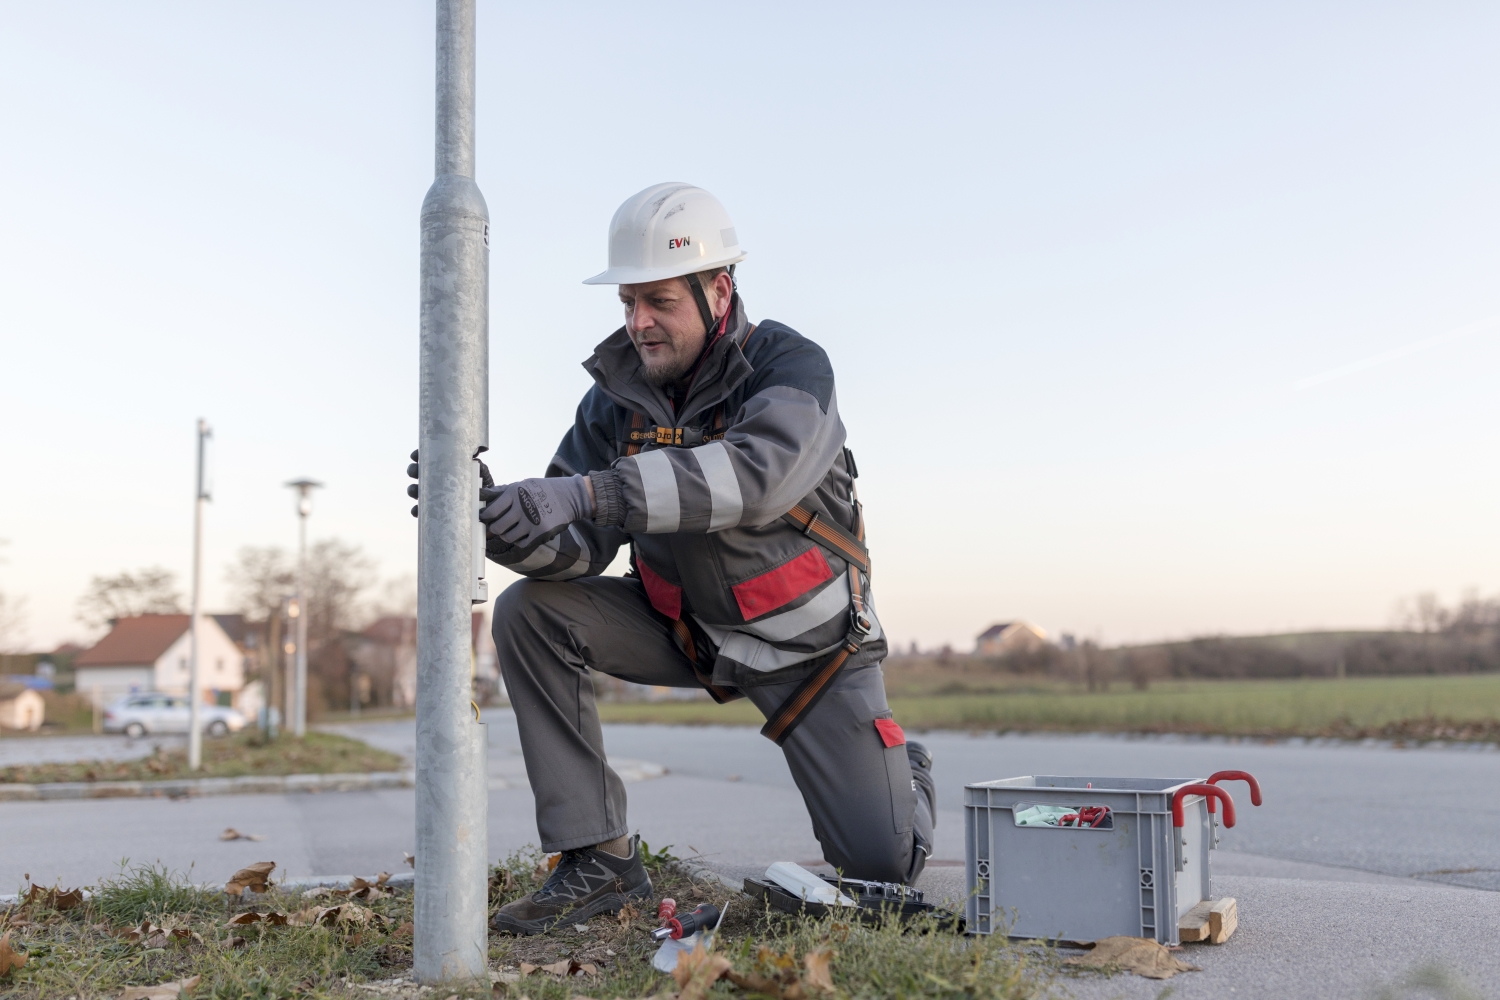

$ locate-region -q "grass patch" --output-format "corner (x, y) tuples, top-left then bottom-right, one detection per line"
(3, 864), (410, 1000)
(487, 846), (1053, 999)
(0, 732), (405, 785)
(2, 853), (1059, 1000)
(596, 674), (1500, 741)
(94, 862), (222, 926)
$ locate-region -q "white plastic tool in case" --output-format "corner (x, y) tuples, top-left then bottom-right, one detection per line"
(764, 862), (858, 907)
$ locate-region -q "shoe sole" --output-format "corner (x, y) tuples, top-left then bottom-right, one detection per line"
(489, 873), (653, 936)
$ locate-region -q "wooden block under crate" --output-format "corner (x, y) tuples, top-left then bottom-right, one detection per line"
(1178, 897), (1237, 944)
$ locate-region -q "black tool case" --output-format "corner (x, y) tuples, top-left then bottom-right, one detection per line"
(742, 875), (965, 932)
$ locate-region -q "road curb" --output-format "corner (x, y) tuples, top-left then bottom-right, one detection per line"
(668, 858), (747, 895)
(0, 770), (415, 802)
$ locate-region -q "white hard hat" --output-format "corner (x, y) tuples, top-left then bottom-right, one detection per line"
(583, 182), (747, 285)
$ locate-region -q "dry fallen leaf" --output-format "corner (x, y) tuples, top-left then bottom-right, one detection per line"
(286, 902), (385, 931)
(802, 947), (836, 995)
(121, 920), (174, 947)
(226, 911), (288, 927)
(393, 921), (414, 938)
(225, 862), (276, 895)
(0, 931), (28, 976)
(1065, 936), (1201, 980)
(340, 876), (393, 901)
(617, 903), (640, 926)
(118, 974), (202, 1000)
(403, 852), (415, 868)
(519, 959), (596, 978)
(672, 945), (732, 1000)
(724, 945), (835, 1000)
(226, 935), (247, 949)
(22, 885), (84, 911)
(220, 828), (265, 842)
(301, 887), (334, 900)
(286, 907), (321, 927)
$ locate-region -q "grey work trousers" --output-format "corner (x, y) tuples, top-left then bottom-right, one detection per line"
(493, 574), (933, 884)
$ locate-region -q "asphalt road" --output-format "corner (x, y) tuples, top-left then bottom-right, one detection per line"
(4, 712), (1499, 998)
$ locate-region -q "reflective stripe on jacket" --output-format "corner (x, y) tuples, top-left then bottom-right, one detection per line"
(485, 295), (886, 689)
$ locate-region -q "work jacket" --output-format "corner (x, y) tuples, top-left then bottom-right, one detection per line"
(486, 295), (886, 692)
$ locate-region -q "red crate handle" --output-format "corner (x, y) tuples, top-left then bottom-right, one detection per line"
(1206, 770), (1262, 813)
(1172, 784), (1235, 828)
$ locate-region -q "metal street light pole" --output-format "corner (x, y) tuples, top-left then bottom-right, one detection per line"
(414, 0), (490, 984)
(188, 419), (212, 770)
(285, 478), (322, 738)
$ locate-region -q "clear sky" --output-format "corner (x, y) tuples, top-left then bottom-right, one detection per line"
(2, 2), (1498, 652)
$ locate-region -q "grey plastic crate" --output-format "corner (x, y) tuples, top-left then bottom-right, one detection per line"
(965, 775), (1216, 944)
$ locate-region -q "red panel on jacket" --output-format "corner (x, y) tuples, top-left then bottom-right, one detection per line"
(732, 547), (835, 620)
(874, 718), (906, 748)
(637, 560), (682, 620)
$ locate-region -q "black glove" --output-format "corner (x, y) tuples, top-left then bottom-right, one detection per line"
(480, 475), (592, 549)
(407, 449), (493, 518)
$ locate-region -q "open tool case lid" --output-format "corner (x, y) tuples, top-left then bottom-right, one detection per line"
(742, 875), (965, 933)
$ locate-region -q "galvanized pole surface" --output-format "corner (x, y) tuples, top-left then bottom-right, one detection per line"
(187, 419), (210, 770)
(284, 478), (321, 738)
(294, 505), (308, 737)
(415, 0), (490, 984)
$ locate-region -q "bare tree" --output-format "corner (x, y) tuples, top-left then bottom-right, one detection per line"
(75, 567), (183, 629)
(225, 546), (296, 626)
(370, 573), (417, 619)
(1446, 588), (1500, 635)
(0, 590), (27, 654)
(1394, 589), (1500, 636)
(1080, 640), (1114, 692)
(0, 538), (22, 652)
(1124, 646), (1170, 690)
(304, 538), (376, 645)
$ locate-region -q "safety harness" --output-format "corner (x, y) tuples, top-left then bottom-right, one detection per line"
(619, 317), (873, 744)
(759, 481), (871, 745)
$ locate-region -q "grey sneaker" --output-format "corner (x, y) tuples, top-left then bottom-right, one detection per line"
(490, 834), (653, 935)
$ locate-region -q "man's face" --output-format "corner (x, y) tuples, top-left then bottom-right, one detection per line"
(619, 277), (708, 388)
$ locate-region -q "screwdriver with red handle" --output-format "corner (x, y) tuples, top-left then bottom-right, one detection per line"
(650, 903), (720, 941)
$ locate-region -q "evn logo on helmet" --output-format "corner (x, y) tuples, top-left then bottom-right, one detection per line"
(667, 237), (691, 249)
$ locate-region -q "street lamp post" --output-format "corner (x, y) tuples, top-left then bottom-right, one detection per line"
(284, 478), (322, 738)
(188, 419), (212, 770)
(414, 0), (490, 984)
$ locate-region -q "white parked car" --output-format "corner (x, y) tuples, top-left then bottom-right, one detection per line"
(103, 694), (247, 738)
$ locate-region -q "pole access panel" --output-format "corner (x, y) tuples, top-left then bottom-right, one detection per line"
(415, 0), (490, 984)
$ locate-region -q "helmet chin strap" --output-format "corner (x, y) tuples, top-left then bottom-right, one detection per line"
(672, 268), (738, 403)
(683, 270), (718, 338)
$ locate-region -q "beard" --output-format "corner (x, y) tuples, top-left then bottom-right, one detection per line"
(639, 345), (699, 388)
(641, 353), (694, 388)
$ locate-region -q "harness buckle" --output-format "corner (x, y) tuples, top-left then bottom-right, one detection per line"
(849, 605), (873, 639)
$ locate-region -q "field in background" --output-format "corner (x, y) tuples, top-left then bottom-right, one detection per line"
(595, 673), (1500, 740)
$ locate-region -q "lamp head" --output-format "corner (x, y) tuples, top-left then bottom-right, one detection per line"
(284, 478), (324, 517)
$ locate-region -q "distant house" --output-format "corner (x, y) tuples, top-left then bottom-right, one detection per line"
(349, 616), (418, 709)
(73, 614), (249, 707)
(0, 681), (45, 731)
(975, 621), (1050, 657)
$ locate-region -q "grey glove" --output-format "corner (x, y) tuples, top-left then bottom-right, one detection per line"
(480, 475), (592, 548)
(407, 448), (493, 518)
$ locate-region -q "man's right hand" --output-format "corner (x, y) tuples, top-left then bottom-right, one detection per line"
(407, 449), (494, 518)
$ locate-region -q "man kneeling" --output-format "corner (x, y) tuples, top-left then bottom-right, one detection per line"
(474, 184), (935, 934)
